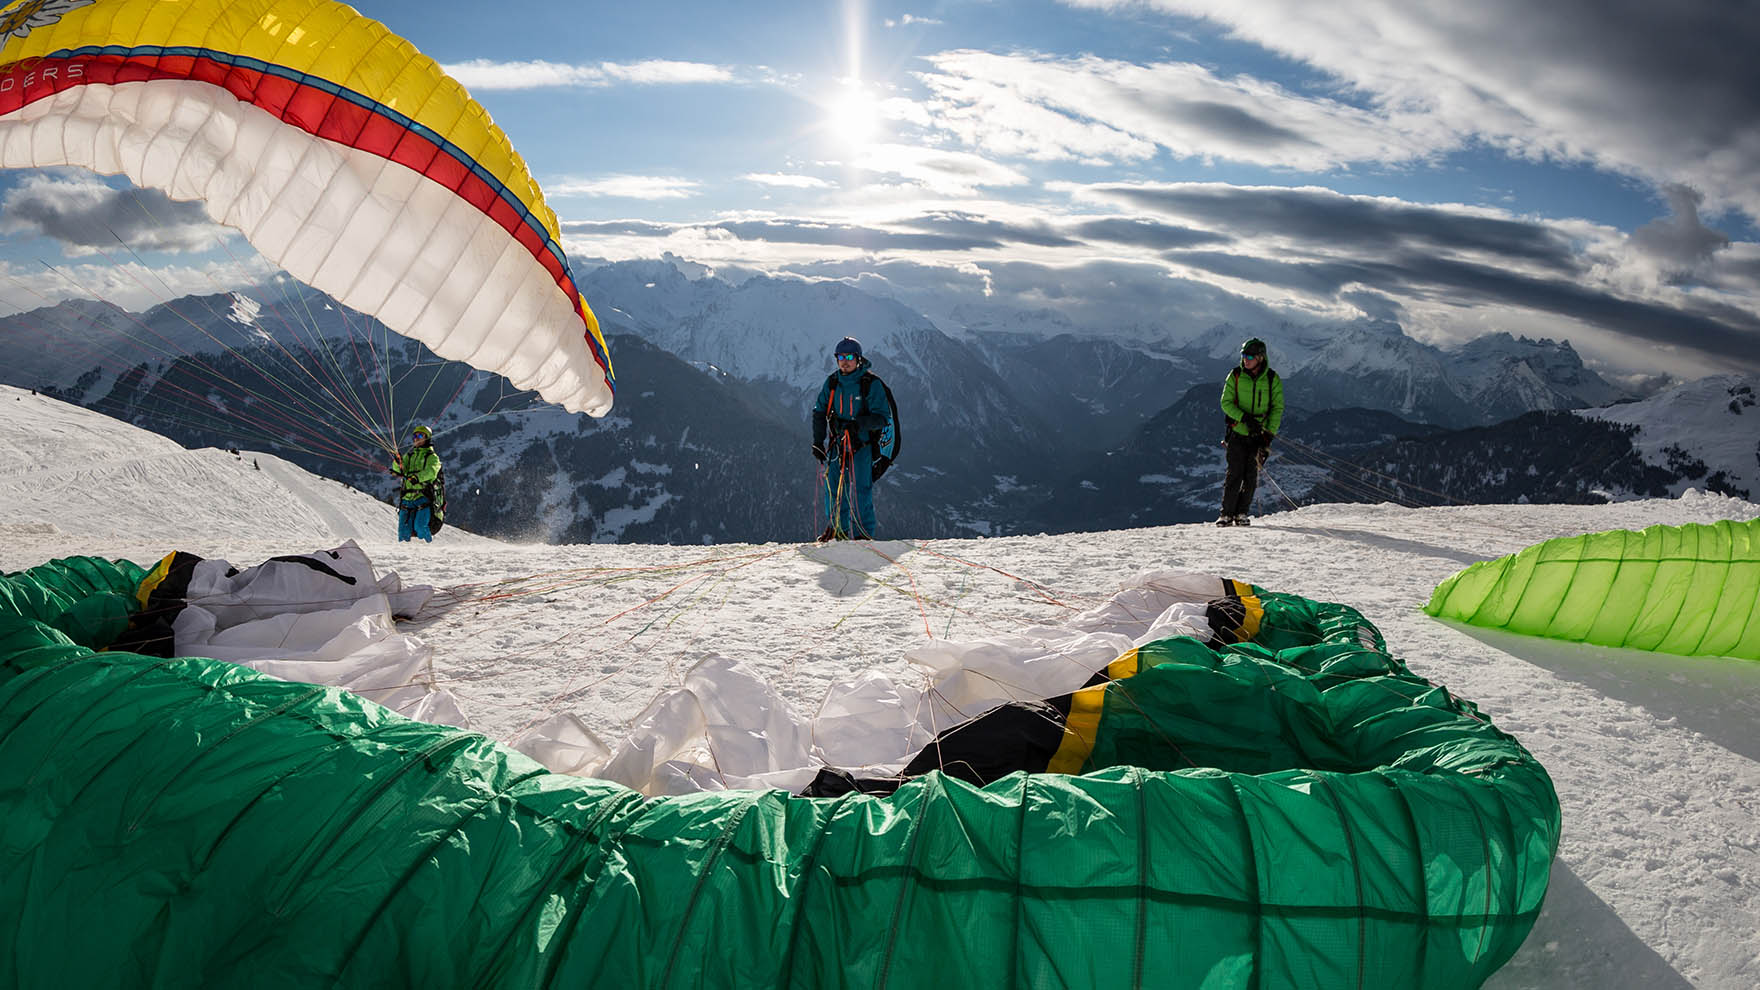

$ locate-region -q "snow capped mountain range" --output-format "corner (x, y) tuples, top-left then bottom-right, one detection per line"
(1455, 332), (1632, 416)
(1185, 319), (1633, 425)
(1, 255), (1750, 542)
(588, 256), (1634, 426)
(580, 260), (948, 393)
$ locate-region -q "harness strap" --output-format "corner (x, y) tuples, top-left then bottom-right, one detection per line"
(1230, 367), (1277, 418)
(823, 371), (878, 441)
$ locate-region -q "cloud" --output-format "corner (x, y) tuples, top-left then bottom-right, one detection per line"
(547, 176), (702, 200)
(1340, 289), (1405, 322)
(0, 175), (226, 255)
(0, 256), (276, 316)
(564, 210), (1197, 254)
(598, 60), (737, 85)
(1068, 182), (1578, 269)
(884, 14), (944, 27)
(1064, 0), (1760, 221)
(973, 257), (1296, 331)
(742, 173), (834, 189)
(1071, 217), (1230, 250)
(899, 212), (1081, 248)
(1698, 243), (1760, 295)
(1051, 180), (1759, 372)
(907, 53), (1156, 164)
(714, 219), (997, 252)
(560, 219), (682, 238)
(908, 50), (1451, 169)
(555, 186), (1758, 377)
(1630, 184), (1731, 277)
(1166, 241), (1760, 366)
(564, 216), (1000, 252)
(771, 255), (1296, 337)
(441, 58), (734, 90)
(851, 143), (1029, 193)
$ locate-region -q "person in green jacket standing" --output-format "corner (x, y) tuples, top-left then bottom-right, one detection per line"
(1217, 338), (1283, 526)
(391, 425), (442, 542)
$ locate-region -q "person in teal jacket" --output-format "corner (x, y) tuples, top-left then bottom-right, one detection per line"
(811, 336), (895, 541)
(391, 425), (442, 542)
(1217, 338), (1283, 526)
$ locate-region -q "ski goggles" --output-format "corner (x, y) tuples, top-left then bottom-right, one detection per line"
(835, 353), (859, 361)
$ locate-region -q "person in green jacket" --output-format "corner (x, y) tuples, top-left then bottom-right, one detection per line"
(391, 425), (442, 542)
(1217, 338), (1283, 526)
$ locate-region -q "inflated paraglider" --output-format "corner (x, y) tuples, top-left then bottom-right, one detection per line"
(1, 556), (1561, 989)
(1426, 517), (1760, 660)
(0, 0), (614, 415)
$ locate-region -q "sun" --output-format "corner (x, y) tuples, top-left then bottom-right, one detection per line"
(825, 86), (882, 148)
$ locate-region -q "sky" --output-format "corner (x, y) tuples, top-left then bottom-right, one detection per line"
(3, 383), (1758, 987)
(1, 0), (1758, 383)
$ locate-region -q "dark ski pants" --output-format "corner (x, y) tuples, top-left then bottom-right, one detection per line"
(1221, 432), (1266, 517)
(399, 499), (433, 542)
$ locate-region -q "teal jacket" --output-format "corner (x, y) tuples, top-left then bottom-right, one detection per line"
(1221, 364), (1284, 437)
(812, 359), (894, 452)
(393, 445), (441, 503)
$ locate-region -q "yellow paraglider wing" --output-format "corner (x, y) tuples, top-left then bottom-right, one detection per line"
(0, 0), (614, 415)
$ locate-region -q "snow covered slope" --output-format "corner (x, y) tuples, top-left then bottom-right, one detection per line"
(1581, 375), (1760, 499)
(0, 385), (495, 557)
(1, 386), (1757, 988)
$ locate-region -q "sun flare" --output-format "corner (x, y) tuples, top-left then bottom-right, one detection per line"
(826, 87), (882, 148)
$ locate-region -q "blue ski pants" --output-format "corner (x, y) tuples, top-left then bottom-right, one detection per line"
(399, 499), (433, 542)
(821, 440), (877, 539)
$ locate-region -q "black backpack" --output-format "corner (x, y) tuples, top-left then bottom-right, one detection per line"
(824, 370), (902, 480)
(864, 373), (901, 480)
(424, 466), (448, 534)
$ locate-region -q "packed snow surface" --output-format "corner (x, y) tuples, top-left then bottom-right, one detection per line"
(1, 385), (1756, 989)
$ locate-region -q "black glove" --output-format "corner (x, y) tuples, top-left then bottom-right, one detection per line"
(812, 444), (826, 462)
(1241, 414), (1261, 433)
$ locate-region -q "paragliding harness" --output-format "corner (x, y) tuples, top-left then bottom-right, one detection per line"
(397, 445), (447, 534)
(423, 467), (447, 535)
(824, 370), (901, 480)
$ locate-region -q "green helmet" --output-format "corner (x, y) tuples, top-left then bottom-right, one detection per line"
(1240, 337), (1267, 358)
(410, 424), (433, 439)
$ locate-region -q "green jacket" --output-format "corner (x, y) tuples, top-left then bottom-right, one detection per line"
(1221, 364), (1284, 437)
(394, 445), (441, 503)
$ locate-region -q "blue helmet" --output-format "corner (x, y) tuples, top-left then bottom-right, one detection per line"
(834, 336), (863, 360)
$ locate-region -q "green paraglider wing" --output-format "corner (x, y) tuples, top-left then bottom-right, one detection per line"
(0, 555), (145, 663)
(2, 558), (1560, 990)
(1425, 518), (1760, 660)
